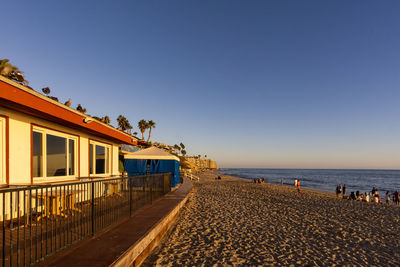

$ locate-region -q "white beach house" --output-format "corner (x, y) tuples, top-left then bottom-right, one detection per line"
(0, 75), (138, 187)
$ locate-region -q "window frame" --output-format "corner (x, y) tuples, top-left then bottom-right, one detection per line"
(0, 115), (8, 185)
(32, 125), (79, 183)
(88, 139), (112, 177)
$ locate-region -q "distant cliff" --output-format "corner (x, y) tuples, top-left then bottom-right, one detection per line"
(184, 157), (218, 171)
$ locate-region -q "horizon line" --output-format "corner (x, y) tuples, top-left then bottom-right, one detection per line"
(217, 167), (400, 171)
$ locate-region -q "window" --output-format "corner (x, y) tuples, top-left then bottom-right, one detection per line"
(89, 140), (111, 176)
(0, 117), (6, 184)
(46, 134), (67, 176)
(89, 144), (93, 174)
(32, 132), (42, 177)
(69, 139), (75, 175)
(32, 126), (78, 179)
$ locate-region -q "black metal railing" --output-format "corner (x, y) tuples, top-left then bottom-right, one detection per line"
(0, 173), (171, 266)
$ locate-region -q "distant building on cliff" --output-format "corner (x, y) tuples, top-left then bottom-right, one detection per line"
(185, 157), (218, 170)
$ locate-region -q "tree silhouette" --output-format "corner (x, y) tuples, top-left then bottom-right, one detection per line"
(0, 59), (28, 86)
(180, 143), (185, 150)
(146, 120), (156, 142)
(101, 116), (110, 124)
(41, 87), (50, 95)
(138, 120), (148, 140)
(117, 115), (133, 132)
(174, 144), (181, 153)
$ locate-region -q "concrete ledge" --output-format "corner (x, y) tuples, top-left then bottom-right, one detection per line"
(111, 185), (191, 267)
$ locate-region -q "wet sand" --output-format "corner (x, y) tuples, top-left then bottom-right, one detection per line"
(144, 172), (400, 266)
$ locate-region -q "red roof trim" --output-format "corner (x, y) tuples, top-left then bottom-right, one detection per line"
(0, 79), (137, 145)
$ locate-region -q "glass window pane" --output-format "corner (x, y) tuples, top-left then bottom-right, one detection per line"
(69, 139), (75, 175)
(89, 144), (94, 174)
(46, 134), (66, 176)
(33, 132), (43, 177)
(105, 147), (109, 173)
(95, 145), (105, 174)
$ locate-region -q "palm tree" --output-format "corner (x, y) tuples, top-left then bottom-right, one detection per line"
(117, 115), (133, 132)
(0, 59), (15, 76)
(173, 144), (181, 154)
(0, 59), (28, 86)
(180, 143), (185, 150)
(125, 118), (133, 132)
(146, 120), (156, 142)
(41, 87), (51, 95)
(117, 115), (125, 130)
(101, 116), (110, 125)
(76, 104), (87, 113)
(64, 98), (71, 107)
(125, 122), (133, 133)
(138, 120), (148, 140)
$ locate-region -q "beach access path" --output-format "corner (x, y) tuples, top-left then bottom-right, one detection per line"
(144, 172), (400, 266)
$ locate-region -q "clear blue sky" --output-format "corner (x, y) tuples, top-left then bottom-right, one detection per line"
(2, 1), (400, 169)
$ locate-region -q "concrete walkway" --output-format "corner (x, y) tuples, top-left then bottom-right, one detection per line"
(42, 177), (192, 267)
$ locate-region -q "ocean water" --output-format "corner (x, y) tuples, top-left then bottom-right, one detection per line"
(216, 168), (400, 194)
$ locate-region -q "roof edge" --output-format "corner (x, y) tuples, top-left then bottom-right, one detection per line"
(0, 75), (139, 145)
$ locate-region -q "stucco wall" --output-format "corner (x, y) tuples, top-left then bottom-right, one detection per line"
(0, 106), (121, 185)
(113, 145), (119, 175)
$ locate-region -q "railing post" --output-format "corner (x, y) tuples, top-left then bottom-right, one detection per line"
(129, 177), (132, 217)
(163, 174), (166, 193)
(150, 174), (153, 204)
(168, 173), (171, 192)
(2, 193), (5, 267)
(91, 182), (95, 235)
(142, 175), (145, 195)
(10, 191), (13, 267)
(163, 173), (166, 194)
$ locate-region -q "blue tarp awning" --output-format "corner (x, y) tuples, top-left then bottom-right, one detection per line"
(123, 147), (180, 187)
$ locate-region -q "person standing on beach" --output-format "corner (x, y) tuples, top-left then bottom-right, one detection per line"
(294, 179), (298, 188)
(393, 191), (399, 205)
(385, 191), (390, 204)
(343, 184), (346, 196)
(372, 187), (377, 195)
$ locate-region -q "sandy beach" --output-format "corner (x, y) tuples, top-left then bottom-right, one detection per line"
(144, 172), (400, 266)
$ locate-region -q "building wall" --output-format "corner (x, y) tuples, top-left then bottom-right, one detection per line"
(0, 106), (121, 185)
(113, 145), (119, 176)
(185, 157), (218, 170)
(209, 160), (218, 169)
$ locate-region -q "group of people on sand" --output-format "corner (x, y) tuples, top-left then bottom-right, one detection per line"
(383, 189), (400, 205)
(335, 184), (347, 197)
(294, 179), (303, 193)
(253, 178), (265, 184)
(336, 184), (400, 205)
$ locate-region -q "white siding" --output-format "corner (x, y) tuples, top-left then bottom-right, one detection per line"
(0, 106), (122, 184)
(113, 144), (120, 175)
